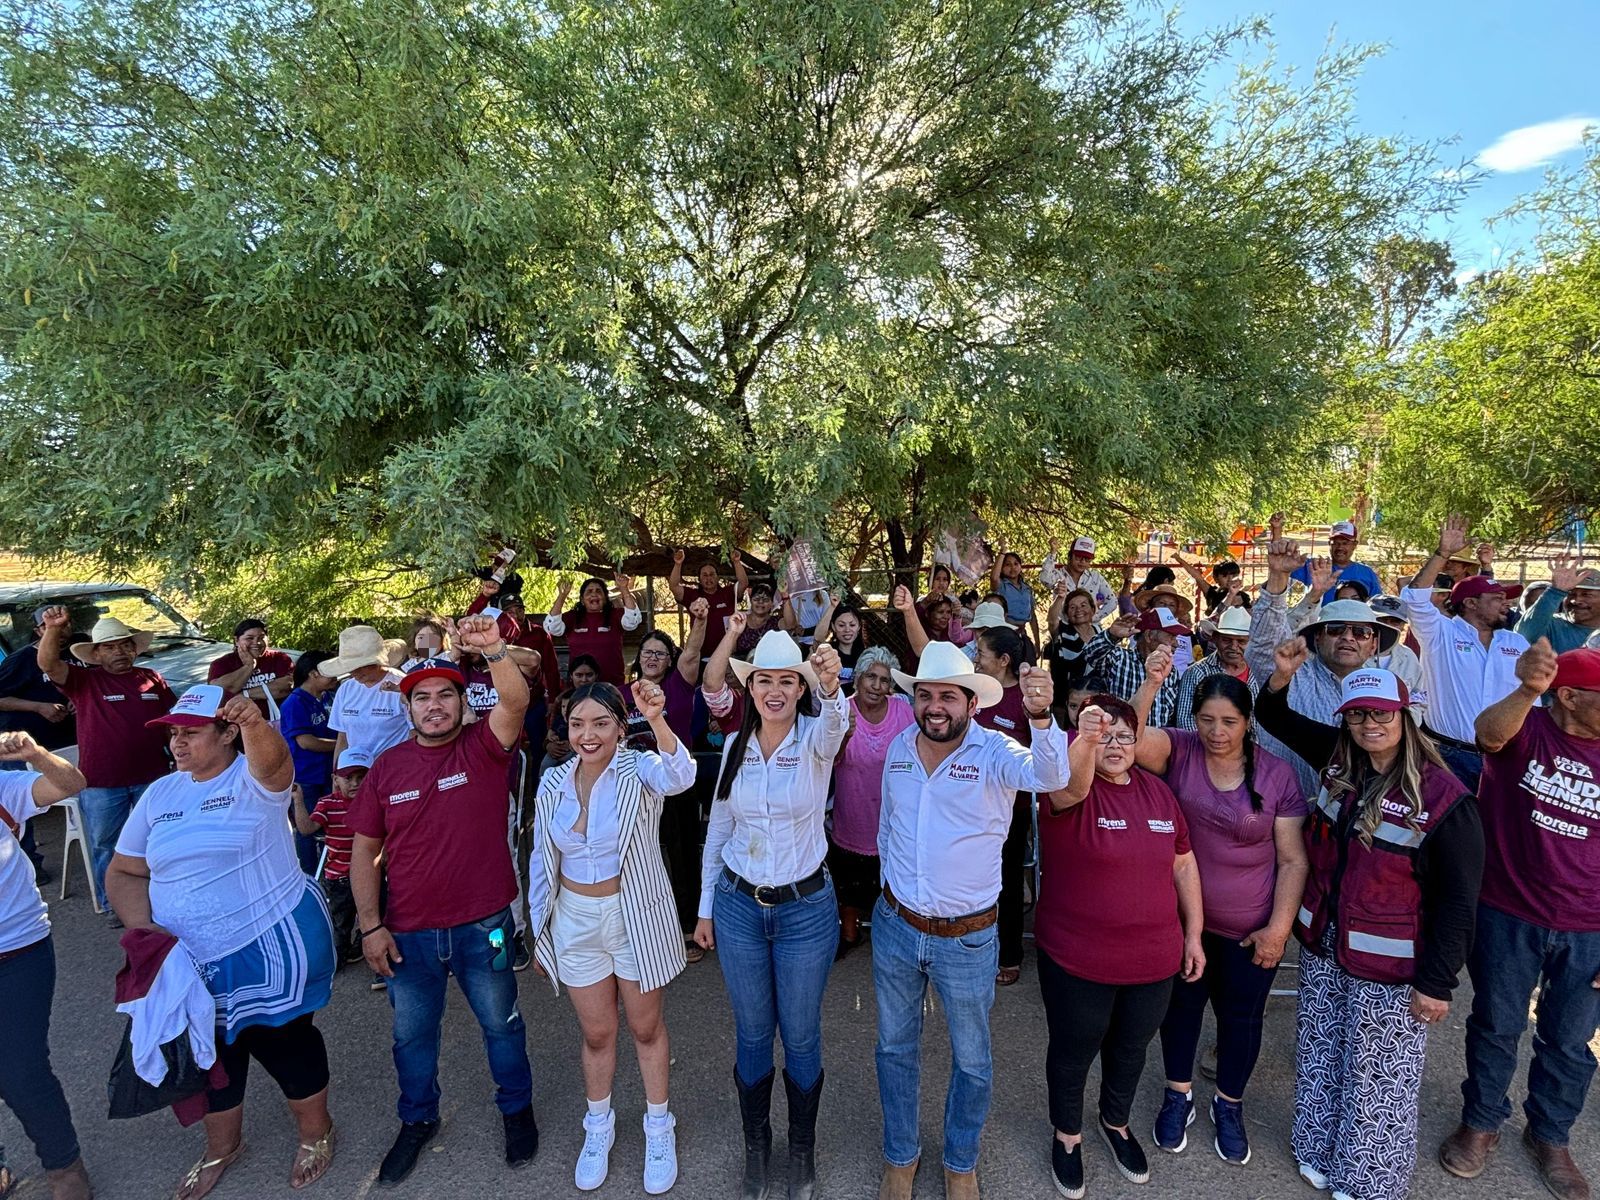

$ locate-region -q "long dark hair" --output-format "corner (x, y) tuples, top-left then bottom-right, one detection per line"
(977, 625), (1035, 677)
(1190, 674), (1264, 812)
(714, 673), (818, 802)
(566, 577), (616, 624)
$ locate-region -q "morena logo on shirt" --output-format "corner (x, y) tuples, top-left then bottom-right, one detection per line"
(387, 789), (421, 805)
(437, 772), (469, 791)
(102, 694), (126, 702)
(946, 763), (981, 782)
(151, 810), (183, 825)
(1097, 817), (1127, 830)
(889, 761), (914, 774)
(990, 715), (1016, 729)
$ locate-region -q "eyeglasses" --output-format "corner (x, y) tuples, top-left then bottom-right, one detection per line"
(1343, 708), (1397, 726)
(638, 650), (671, 660)
(1321, 623), (1377, 641)
(1096, 732), (1137, 746)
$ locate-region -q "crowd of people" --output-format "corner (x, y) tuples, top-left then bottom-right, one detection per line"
(0, 519), (1598, 1200)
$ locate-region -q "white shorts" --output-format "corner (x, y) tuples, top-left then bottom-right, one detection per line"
(552, 889), (639, 988)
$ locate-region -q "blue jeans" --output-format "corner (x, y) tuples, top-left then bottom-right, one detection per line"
(386, 907), (533, 1124)
(1462, 903), (1600, 1144)
(79, 783), (148, 907)
(1435, 739), (1483, 794)
(872, 896), (998, 1174)
(0, 937), (80, 1170)
(712, 870), (837, 1089)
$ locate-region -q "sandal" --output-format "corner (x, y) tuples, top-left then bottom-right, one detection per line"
(291, 1124), (335, 1189)
(684, 940), (706, 964)
(175, 1141), (246, 1200)
(995, 966), (1021, 987)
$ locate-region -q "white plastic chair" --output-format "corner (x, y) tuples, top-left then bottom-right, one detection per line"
(56, 795), (103, 913)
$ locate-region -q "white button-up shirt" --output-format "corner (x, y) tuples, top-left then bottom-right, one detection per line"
(878, 717), (1069, 917)
(699, 691), (850, 917)
(1401, 587), (1528, 743)
(550, 742), (696, 884)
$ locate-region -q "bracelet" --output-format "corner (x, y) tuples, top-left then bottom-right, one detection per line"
(359, 924), (387, 941)
(483, 646), (510, 663)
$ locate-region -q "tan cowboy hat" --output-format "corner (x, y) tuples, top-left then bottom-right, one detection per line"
(729, 630), (819, 690)
(318, 625), (387, 677)
(891, 641), (1004, 710)
(71, 617), (154, 661)
(1133, 584), (1194, 617)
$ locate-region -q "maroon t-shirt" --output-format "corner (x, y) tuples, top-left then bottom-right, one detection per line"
(461, 663), (499, 716)
(347, 721), (520, 932)
(975, 683), (1032, 748)
(58, 663), (176, 787)
(207, 650), (294, 715)
(1036, 767), (1191, 984)
(696, 584), (739, 637)
(562, 609), (628, 686)
(1478, 707), (1600, 933)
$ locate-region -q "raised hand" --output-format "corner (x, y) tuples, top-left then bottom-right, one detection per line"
(456, 613), (503, 654)
(1476, 541), (1495, 568)
(688, 596), (710, 623)
(1268, 511), (1286, 541)
(1143, 644), (1175, 686)
(1107, 613), (1139, 641)
(554, 578), (574, 604)
(634, 679), (667, 722)
(672, 548), (685, 565)
(1517, 637), (1559, 694)
(810, 643), (842, 694)
(1053, 579), (1069, 600)
(218, 693), (263, 728)
(726, 611), (748, 636)
(1550, 557), (1582, 593)
(1438, 512), (1469, 558)
(0, 730), (41, 761)
(891, 584), (915, 613)
(479, 576), (501, 597)
(729, 547), (742, 565)
(1077, 704), (1109, 743)
(1266, 538), (1305, 576)
(614, 570), (635, 594)
(1307, 557), (1334, 595)
(1272, 636), (1310, 684)
(40, 605), (69, 631)
(1019, 662), (1054, 716)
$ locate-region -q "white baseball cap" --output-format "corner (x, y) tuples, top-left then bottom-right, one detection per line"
(147, 684), (226, 729)
(1335, 668), (1411, 716)
(336, 746), (376, 775)
(1331, 521), (1358, 540)
(1070, 536), (1097, 558)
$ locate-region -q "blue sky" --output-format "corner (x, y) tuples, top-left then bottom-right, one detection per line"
(1173, 0), (1599, 278)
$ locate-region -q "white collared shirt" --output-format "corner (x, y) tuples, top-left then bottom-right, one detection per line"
(878, 716), (1069, 916)
(550, 741), (696, 884)
(1401, 587), (1528, 743)
(698, 690), (850, 917)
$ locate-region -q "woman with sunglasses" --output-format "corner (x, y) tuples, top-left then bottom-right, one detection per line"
(1257, 639), (1483, 1200)
(529, 679), (698, 1194)
(1035, 695), (1206, 1198)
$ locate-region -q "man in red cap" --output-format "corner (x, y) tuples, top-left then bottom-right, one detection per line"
(1401, 514), (1529, 791)
(1438, 640), (1600, 1200)
(1082, 606), (1190, 726)
(347, 614), (539, 1186)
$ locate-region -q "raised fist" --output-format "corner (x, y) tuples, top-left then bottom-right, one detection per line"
(218, 693), (263, 728)
(809, 643), (842, 693)
(1517, 637), (1558, 695)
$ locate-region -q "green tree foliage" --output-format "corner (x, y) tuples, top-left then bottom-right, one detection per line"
(0, 0), (1445, 606)
(1375, 144), (1600, 548)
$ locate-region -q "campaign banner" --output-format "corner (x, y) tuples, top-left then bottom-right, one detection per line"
(784, 537), (830, 597)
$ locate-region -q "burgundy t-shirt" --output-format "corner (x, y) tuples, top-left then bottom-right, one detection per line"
(461, 663), (499, 715)
(1478, 707), (1600, 933)
(58, 663), (176, 787)
(975, 683), (1032, 748)
(208, 650), (294, 715)
(562, 609), (628, 686)
(1165, 731), (1306, 939)
(347, 721), (520, 932)
(1036, 767), (1191, 985)
(696, 584), (738, 638)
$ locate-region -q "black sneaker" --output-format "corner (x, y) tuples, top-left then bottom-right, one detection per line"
(1051, 1137), (1085, 1199)
(512, 933), (531, 972)
(378, 1120), (439, 1185)
(503, 1104), (539, 1167)
(1099, 1118), (1150, 1184)
(371, 973), (388, 992)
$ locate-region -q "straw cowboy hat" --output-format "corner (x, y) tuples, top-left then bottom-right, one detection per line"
(1132, 583), (1194, 618)
(891, 641), (1004, 709)
(71, 617), (154, 662)
(730, 630), (819, 690)
(1300, 599), (1400, 653)
(317, 625), (388, 677)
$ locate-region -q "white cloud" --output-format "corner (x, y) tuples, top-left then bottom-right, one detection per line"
(1476, 116), (1597, 173)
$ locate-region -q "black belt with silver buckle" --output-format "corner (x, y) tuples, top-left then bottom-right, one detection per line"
(723, 866), (828, 907)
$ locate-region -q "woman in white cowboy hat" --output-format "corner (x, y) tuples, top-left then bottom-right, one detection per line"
(35, 607), (176, 915)
(694, 613), (847, 1200)
(318, 625), (410, 763)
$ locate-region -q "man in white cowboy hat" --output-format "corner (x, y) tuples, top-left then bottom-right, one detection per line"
(873, 642), (1067, 1200)
(35, 607), (175, 914)
(1173, 605), (1256, 729)
(319, 624), (411, 763)
(1246, 538), (1409, 796)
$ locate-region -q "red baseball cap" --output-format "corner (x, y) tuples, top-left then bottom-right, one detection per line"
(1450, 576), (1522, 605)
(400, 657), (466, 696)
(1137, 607), (1192, 637)
(1553, 649), (1600, 692)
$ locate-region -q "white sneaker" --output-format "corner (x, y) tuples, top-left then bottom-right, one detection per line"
(1297, 1161), (1331, 1190)
(643, 1112), (678, 1195)
(575, 1109), (615, 1191)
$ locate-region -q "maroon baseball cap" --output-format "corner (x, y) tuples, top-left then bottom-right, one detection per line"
(400, 657), (466, 696)
(1450, 576), (1521, 606)
(1136, 607), (1192, 637)
(1553, 649), (1600, 692)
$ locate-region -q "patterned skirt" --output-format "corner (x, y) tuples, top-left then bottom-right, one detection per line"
(198, 879), (336, 1042)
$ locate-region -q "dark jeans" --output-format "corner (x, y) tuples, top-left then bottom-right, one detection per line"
(387, 907), (533, 1124)
(1159, 930), (1279, 1099)
(208, 1013), (330, 1113)
(1462, 903), (1600, 1145)
(322, 876), (359, 964)
(0, 937), (80, 1170)
(1038, 948), (1172, 1134)
(825, 841), (879, 912)
(997, 794), (1032, 970)
(1432, 737), (1483, 794)
(659, 790), (704, 937)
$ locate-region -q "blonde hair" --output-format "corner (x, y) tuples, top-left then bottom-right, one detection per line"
(1324, 710), (1450, 846)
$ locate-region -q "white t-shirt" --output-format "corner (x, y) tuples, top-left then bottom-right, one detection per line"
(328, 670), (411, 758)
(115, 755), (302, 962)
(0, 772), (49, 955)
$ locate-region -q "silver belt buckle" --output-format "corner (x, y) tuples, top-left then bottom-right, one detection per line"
(753, 885), (781, 907)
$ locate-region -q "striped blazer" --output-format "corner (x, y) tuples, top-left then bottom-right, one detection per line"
(530, 747), (689, 994)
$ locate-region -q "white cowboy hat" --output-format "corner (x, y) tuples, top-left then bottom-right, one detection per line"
(318, 625), (387, 677)
(965, 601), (1010, 631)
(1213, 606), (1252, 637)
(729, 630), (819, 689)
(891, 641), (1004, 710)
(70, 617), (154, 661)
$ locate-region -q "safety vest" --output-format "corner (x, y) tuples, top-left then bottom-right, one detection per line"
(1293, 762), (1466, 986)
